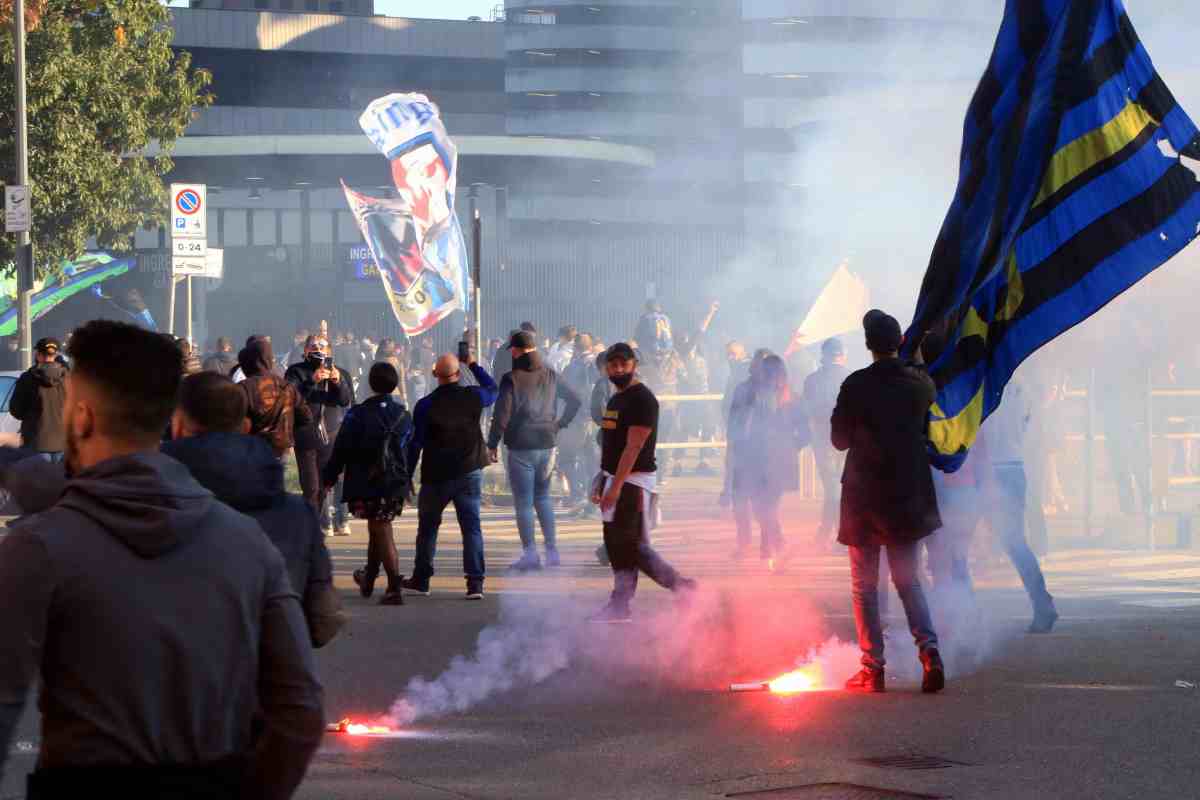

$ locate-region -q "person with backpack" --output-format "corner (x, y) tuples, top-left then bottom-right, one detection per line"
(322, 362), (414, 606)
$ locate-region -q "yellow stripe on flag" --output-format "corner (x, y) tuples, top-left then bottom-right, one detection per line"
(929, 385), (986, 456)
(1034, 100), (1158, 207)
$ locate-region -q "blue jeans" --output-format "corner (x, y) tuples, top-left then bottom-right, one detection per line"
(849, 541), (938, 670)
(992, 463), (1055, 615)
(414, 469), (485, 581)
(506, 448), (558, 553)
(927, 480), (980, 595)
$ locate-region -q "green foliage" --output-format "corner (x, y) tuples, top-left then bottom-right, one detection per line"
(0, 0), (212, 278)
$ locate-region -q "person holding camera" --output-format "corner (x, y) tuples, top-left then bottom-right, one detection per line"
(286, 335), (354, 535)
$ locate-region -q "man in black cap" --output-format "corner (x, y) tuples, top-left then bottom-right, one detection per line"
(804, 337), (851, 546)
(9, 338), (68, 462)
(487, 330), (581, 570)
(831, 310), (944, 693)
(589, 343), (695, 622)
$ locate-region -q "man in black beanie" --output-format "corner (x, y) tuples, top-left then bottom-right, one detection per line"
(831, 310), (944, 693)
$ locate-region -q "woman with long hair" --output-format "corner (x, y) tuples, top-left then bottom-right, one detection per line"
(726, 353), (810, 562)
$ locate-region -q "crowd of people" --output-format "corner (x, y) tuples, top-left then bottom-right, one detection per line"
(0, 298), (1078, 796)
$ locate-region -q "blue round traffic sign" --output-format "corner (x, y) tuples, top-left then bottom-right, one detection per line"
(175, 189), (202, 215)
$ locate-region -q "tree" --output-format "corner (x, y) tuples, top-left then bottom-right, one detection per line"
(0, 0), (212, 278)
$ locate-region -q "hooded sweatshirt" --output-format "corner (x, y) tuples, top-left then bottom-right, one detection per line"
(486, 351), (582, 451)
(9, 361), (67, 452)
(162, 432), (345, 647)
(0, 452), (324, 796)
(2, 434), (344, 648)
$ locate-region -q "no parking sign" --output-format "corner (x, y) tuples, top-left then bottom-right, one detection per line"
(170, 183), (206, 239)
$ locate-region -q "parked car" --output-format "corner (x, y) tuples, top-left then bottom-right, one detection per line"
(0, 370), (21, 438)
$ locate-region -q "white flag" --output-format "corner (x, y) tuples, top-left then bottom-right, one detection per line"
(796, 262), (869, 343)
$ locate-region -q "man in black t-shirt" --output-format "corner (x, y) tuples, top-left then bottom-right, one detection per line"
(589, 343), (695, 623)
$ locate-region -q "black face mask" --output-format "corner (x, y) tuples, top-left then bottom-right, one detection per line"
(609, 373), (634, 389)
(306, 352), (324, 367)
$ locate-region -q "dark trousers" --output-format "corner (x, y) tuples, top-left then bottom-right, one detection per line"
(27, 756), (246, 800)
(297, 446), (321, 513)
(604, 483), (680, 608)
(414, 469), (485, 581)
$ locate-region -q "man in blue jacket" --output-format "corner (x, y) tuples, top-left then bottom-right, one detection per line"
(403, 352), (498, 600)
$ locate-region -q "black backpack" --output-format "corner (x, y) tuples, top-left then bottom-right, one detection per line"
(368, 404), (413, 500)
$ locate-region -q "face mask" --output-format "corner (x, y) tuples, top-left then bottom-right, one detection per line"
(306, 352), (324, 366)
(609, 373), (634, 389)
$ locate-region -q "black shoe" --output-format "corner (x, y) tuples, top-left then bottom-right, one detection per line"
(545, 548), (562, 568)
(466, 579), (484, 600)
(587, 602), (632, 624)
(1028, 607), (1059, 634)
(379, 589), (404, 606)
(401, 577), (431, 596)
(844, 667), (886, 693)
(920, 648), (945, 694)
(353, 567), (378, 599)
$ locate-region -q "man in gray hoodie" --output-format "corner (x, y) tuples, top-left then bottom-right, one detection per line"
(0, 320), (324, 799)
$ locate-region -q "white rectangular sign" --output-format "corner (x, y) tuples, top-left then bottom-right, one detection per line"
(172, 255), (207, 276)
(4, 185), (30, 233)
(172, 238), (208, 257)
(169, 183), (206, 240)
(202, 248), (224, 280)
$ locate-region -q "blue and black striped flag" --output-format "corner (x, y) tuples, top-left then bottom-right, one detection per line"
(906, 0), (1200, 469)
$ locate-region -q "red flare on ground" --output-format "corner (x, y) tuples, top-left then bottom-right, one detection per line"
(729, 664), (824, 695)
(326, 718), (395, 736)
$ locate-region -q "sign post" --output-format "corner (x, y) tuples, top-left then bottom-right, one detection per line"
(169, 183), (207, 338)
(11, 0), (33, 368)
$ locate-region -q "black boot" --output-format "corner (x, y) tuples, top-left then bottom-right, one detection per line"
(844, 667), (885, 693)
(920, 648), (945, 694)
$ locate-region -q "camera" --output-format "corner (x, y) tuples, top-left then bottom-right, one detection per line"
(457, 340), (470, 363)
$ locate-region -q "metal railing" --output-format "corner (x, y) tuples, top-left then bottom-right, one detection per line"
(1058, 374), (1200, 549)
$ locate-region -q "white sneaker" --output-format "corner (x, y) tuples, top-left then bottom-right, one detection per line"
(334, 524), (352, 537)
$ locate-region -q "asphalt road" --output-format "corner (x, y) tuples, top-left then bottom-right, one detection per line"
(4, 476), (1200, 799)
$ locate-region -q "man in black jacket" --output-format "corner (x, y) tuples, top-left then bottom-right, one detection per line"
(10, 338), (68, 462)
(286, 335), (354, 535)
(403, 353), (498, 599)
(487, 331), (582, 570)
(831, 310), (943, 694)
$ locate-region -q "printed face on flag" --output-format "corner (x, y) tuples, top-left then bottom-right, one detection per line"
(390, 143), (451, 243)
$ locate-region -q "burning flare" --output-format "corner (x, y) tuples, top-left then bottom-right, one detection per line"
(327, 718), (394, 736)
(766, 665), (821, 694)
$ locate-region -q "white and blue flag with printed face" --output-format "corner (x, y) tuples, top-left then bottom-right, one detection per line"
(343, 93), (471, 336)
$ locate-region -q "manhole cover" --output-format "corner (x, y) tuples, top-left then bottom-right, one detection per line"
(727, 784), (945, 799)
(855, 754), (970, 771)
